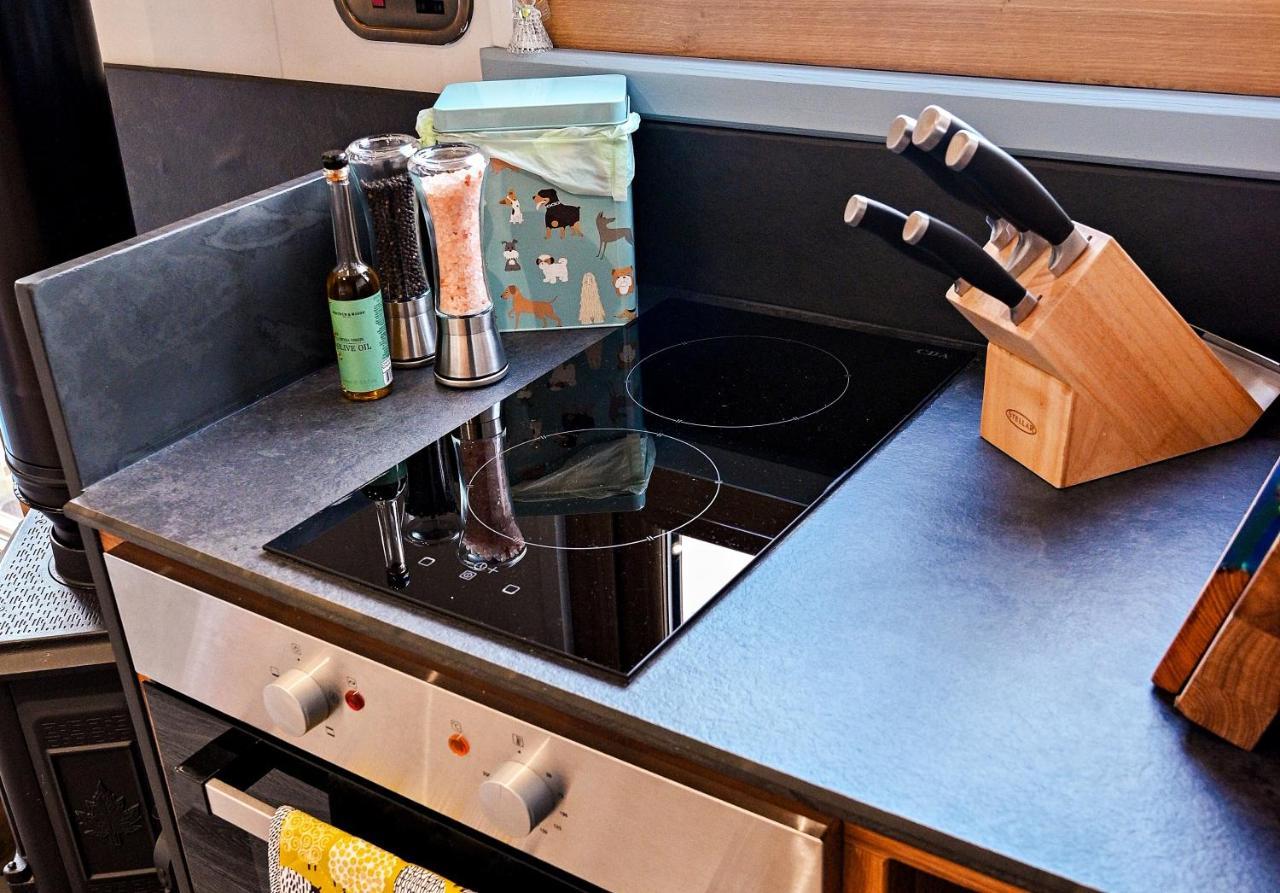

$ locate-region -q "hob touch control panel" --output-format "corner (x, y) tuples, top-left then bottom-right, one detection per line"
(107, 556), (829, 893)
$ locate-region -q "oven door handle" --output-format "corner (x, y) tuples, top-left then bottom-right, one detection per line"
(175, 728), (316, 843)
(204, 777), (276, 841)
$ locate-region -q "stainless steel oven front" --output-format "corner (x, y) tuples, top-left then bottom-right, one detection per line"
(108, 555), (833, 893)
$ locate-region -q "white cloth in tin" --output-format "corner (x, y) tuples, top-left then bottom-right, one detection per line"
(417, 107), (641, 203)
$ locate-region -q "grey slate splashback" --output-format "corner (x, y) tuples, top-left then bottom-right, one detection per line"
(104, 66), (434, 232)
(630, 123), (1280, 357)
(16, 67), (1280, 493)
(17, 174), (333, 490)
(100, 67), (1280, 357)
(15, 69), (439, 494)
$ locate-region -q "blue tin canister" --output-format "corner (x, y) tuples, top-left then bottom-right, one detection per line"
(423, 74), (639, 332)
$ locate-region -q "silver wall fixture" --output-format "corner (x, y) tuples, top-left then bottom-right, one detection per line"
(333, 0), (472, 45)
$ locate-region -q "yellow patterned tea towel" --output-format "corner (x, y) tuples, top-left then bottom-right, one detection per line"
(268, 806), (471, 893)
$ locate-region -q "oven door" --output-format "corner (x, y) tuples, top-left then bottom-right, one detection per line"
(145, 683), (599, 893)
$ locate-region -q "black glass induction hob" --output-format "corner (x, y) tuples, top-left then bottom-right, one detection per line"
(266, 300), (971, 679)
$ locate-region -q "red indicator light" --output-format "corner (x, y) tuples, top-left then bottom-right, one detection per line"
(372, 0), (386, 7)
(448, 733), (470, 756)
(344, 689), (365, 711)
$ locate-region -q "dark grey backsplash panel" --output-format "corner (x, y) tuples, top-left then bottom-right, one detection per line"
(17, 175), (334, 490)
(11, 69), (435, 493)
(101, 68), (1280, 356)
(104, 66), (434, 232)
(18, 69), (1279, 491)
(631, 123), (1280, 357)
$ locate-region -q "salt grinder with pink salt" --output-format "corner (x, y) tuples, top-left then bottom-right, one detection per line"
(409, 143), (509, 388)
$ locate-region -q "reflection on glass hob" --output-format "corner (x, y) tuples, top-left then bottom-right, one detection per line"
(266, 301), (971, 679)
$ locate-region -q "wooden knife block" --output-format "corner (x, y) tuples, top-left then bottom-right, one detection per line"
(947, 224), (1262, 488)
(1170, 536), (1280, 749)
(1154, 458), (1280, 749)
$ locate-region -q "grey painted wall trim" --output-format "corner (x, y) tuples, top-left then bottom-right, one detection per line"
(480, 47), (1280, 181)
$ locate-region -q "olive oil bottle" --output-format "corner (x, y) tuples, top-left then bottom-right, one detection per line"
(322, 150), (393, 401)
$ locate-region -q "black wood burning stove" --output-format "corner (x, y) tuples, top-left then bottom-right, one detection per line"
(0, 2), (163, 889)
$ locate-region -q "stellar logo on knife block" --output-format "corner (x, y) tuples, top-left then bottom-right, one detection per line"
(848, 105), (1275, 489)
(1004, 408), (1037, 436)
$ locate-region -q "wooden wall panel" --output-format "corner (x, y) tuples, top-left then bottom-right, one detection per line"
(544, 1), (1280, 96)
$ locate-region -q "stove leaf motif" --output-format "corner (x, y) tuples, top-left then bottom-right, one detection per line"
(74, 780), (143, 847)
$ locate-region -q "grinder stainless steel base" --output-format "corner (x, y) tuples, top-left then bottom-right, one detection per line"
(386, 294), (436, 367)
(435, 311), (508, 388)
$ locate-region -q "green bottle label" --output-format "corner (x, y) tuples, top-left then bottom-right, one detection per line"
(329, 292), (392, 394)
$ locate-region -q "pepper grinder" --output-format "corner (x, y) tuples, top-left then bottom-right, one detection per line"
(408, 144), (509, 388)
(346, 134), (436, 368)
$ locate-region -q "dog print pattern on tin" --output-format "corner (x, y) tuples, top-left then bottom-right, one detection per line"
(485, 163), (636, 331)
(533, 188), (584, 239)
(500, 284), (562, 328)
(579, 272), (606, 324)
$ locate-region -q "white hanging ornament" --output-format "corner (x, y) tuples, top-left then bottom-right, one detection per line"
(509, 0), (554, 55)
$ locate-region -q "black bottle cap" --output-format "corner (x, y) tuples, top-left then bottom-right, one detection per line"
(321, 150), (348, 170)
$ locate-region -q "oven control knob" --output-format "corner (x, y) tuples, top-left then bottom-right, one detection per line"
(262, 668), (330, 736)
(478, 760), (558, 837)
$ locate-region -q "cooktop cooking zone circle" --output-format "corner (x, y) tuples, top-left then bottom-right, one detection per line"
(465, 427), (722, 551)
(625, 336), (851, 428)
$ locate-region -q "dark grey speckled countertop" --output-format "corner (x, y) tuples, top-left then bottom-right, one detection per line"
(70, 320), (1280, 893)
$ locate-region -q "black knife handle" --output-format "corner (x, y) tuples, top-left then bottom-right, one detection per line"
(946, 131), (1075, 246)
(887, 115), (1001, 221)
(902, 212), (1028, 308)
(844, 195), (958, 279)
(903, 109), (1037, 234)
(912, 105), (982, 154)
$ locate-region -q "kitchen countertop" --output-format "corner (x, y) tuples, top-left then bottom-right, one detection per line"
(69, 310), (1280, 893)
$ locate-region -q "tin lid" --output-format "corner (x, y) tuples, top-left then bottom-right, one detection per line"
(432, 74), (629, 132)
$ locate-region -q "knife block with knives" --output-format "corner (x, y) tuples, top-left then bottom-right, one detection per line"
(948, 223), (1262, 488)
(847, 106), (1272, 489)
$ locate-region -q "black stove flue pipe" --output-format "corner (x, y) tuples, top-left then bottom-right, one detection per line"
(0, 0), (135, 587)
